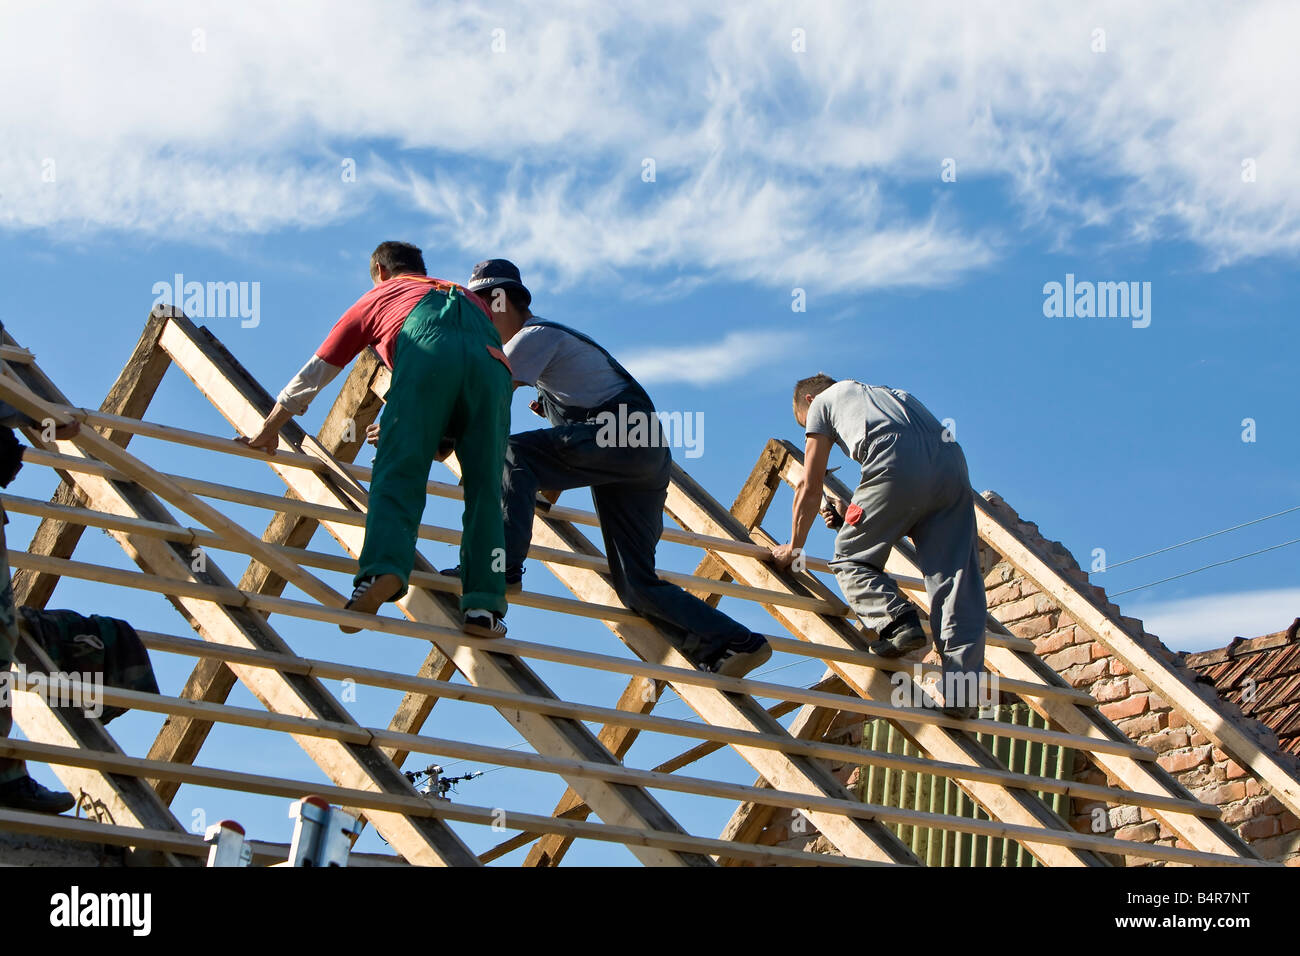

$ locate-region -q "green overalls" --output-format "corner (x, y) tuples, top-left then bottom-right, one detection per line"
(356, 287), (512, 616)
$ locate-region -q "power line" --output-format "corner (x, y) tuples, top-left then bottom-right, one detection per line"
(1109, 536), (1300, 598)
(1105, 504), (1300, 570)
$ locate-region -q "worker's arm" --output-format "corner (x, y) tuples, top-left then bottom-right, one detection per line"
(239, 355), (344, 454)
(239, 401), (297, 455)
(238, 299), (371, 454)
(772, 433), (833, 570)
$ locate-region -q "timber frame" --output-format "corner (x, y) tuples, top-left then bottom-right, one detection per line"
(0, 308), (1280, 866)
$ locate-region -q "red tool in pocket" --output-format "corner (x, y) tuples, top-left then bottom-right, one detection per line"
(843, 503), (864, 526)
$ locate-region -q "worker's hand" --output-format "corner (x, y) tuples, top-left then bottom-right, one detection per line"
(237, 426), (279, 456)
(365, 422), (381, 447)
(52, 421), (81, 441)
(771, 542), (800, 571)
(820, 496), (846, 529)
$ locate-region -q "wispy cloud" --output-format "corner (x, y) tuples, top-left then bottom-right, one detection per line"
(621, 330), (801, 386)
(3, 1), (1299, 287)
(1128, 587), (1300, 653)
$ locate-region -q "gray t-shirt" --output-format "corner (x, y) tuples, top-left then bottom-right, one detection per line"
(504, 319), (627, 409)
(805, 380), (945, 463)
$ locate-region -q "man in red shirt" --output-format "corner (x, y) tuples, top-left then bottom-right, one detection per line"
(240, 242), (513, 636)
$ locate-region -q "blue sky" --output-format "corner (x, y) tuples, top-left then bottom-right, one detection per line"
(0, 1), (1297, 864)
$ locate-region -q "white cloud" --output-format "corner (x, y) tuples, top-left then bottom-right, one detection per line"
(621, 330), (800, 386)
(1128, 588), (1300, 653)
(3, 1), (1299, 286)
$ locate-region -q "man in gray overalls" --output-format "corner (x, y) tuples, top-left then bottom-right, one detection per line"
(466, 259), (771, 678)
(771, 373), (987, 718)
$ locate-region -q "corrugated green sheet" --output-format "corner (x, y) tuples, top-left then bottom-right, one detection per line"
(858, 702), (1072, 866)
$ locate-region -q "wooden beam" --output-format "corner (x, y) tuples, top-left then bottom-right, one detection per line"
(719, 670), (844, 863)
(9, 310), (172, 609)
(144, 347), (411, 807)
(448, 470), (920, 864)
(0, 339), (480, 866)
(523, 427), (790, 866)
(661, 450), (1108, 866)
(971, 491), (1300, 824)
(0, 739), (869, 868)
(777, 440), (1258, 861)
(154, 314), (714, 867)
(0, 321), (196, 864)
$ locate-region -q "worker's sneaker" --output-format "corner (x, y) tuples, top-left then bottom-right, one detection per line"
(0, 775), (76, 815)
(709, 633), (772, 678)
(868, 612), (928, 658)
(462, 609), (508, 638)
(439, 565), (524, 593)
(340, 573), (403, 633)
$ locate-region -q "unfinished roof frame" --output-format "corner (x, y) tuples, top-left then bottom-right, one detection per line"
(0, 308), (1275, 866)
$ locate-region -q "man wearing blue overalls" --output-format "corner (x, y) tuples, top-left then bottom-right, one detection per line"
(468, 260), (770, 678)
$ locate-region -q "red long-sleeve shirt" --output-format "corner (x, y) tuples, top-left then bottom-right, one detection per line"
(277, 275), (494, 414)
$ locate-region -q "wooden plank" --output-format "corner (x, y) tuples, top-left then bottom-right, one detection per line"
(718, 668), (843, 863)
(155, 314), (714, 867)
(145, 347), (411, 807)
(9, 310), (172, 608)
(0, 322), (196, 865)
(661, 451), (1108, 866)
(0, 342), (480, 866)
(780, 441), (1258, 861)
(137, 627), (1219, 820)
(448, 474), (920, 864)
(31, 677), (1256, 865)
(972, 493), (1300, 822)
(0, 740), (868, 868)
(524, 429), (789, 866)
(11, 543), (1142, 759)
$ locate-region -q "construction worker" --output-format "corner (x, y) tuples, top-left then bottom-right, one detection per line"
(241, 242), (513, 637)
(771, 374), (987, 718)
(439, 259), (772, 676)
(0, 397), (78, 813)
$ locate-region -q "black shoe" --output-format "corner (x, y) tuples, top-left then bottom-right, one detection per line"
(869, 612), (928, 658)
(709, 633), (772, 678)
(462, 608), (508, 638)
(0, 775), (76, 815)
(440, 565), (524, 592)
(340, 573), (403, 633)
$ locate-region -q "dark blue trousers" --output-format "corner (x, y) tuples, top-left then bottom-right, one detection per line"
(502, 422), (752, 661)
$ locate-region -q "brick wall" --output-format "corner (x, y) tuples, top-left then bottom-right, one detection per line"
(979, 491), (1300, 866)
(748, 491), (1300, 865)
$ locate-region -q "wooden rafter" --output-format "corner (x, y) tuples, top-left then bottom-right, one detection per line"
(0, 314), (1265, 867)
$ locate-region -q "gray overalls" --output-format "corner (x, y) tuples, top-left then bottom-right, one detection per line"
(827, 385), (987, 682)
(501, 321), (752, 664)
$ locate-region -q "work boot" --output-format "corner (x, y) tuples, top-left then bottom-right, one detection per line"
(869, 611), (928, 658)
(0, 775), (76, 815)
(941, 704), (979, 721)
(708, 633), (772, 679)
(340, 573), (404, 633)
(440, 564), (523, 593)
(462, 609), (508, 638)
